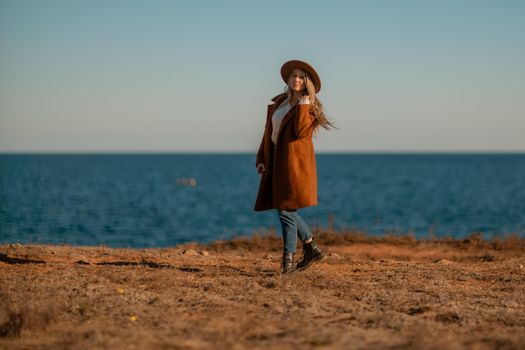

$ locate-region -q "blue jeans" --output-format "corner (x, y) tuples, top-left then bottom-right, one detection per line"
(277, 209), (313, 254)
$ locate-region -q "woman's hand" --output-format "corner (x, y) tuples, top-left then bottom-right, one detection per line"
(298, 95), (310, 105)
(256, 163), (266, 175)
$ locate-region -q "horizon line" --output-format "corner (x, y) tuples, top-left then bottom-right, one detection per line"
(1, 150), (525, 155)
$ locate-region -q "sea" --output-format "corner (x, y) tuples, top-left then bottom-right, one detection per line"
(1, 153), (524, 248)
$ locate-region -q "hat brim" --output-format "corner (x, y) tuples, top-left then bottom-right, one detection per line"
(280, 60), (321, 93)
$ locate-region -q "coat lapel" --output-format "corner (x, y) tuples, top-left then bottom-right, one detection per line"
(278, 103), (297, 133)
(272, 95), (298, 143)
(265, 93), (286, 140)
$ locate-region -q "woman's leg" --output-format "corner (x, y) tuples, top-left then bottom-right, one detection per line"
(278, 209), (313, 247)
(296, 213), (324, 270)
(277, 209), (298, 254)
(294, 210), (313, 243)
(278, 209), (323, 272)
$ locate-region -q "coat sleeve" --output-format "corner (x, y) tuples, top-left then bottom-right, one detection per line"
(256, 117), (269, 166)
(256, 133), (265, 166)
(294, 104), (316, 139)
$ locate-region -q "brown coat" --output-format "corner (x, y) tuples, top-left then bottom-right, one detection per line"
(254, 93), (318, 211)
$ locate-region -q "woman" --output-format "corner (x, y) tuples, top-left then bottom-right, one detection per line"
(254, 59), (334, 274)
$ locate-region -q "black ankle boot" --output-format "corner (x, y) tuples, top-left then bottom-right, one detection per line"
(281, 252), (295, 274)
(297, 239), (324, 271)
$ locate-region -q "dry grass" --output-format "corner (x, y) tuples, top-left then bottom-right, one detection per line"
(0, 230), (524, 350)
(203, 230), (525, 253)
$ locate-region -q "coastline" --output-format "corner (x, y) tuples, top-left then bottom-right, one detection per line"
(1, 231), (524, 349)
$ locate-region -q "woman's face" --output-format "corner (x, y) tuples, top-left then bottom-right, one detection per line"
(289, 69), (306, 93)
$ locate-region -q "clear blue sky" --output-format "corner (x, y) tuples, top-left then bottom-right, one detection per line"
(1, 0), (524, 152)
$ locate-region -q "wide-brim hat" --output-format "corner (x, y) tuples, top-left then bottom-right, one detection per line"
(280, 59), (321, 93)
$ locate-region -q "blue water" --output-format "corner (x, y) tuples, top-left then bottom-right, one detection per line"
(1, 153), (524, 247)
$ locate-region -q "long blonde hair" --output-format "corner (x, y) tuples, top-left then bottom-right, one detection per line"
(285, 71), (336, 131)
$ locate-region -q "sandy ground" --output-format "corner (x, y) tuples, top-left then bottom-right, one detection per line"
(1, 231), (524, 350)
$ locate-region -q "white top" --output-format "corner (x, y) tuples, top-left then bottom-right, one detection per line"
(271, 96), (310, 144)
